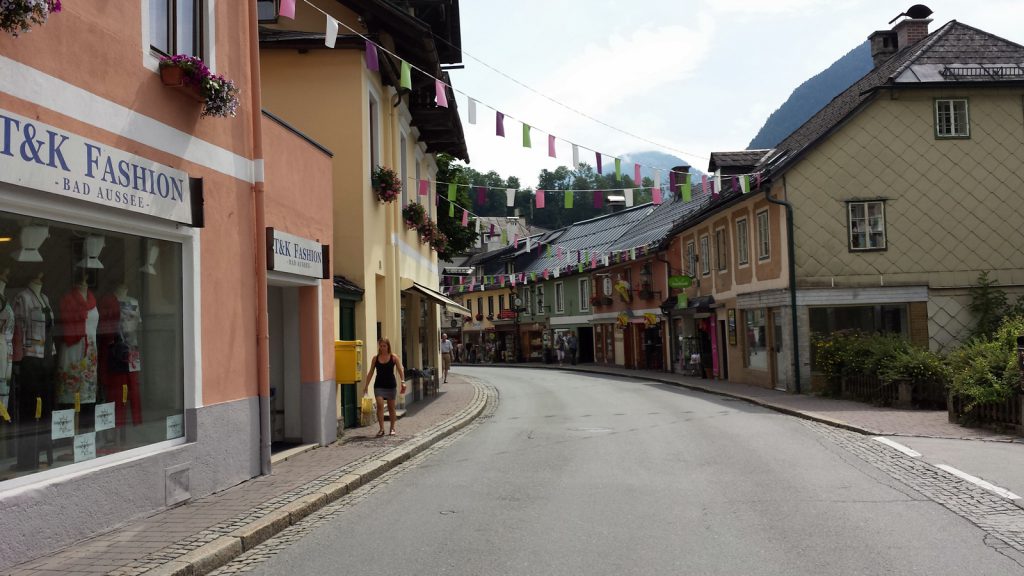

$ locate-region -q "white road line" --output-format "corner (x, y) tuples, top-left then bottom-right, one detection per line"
(872, 437), (922, 457)
(936, 464), (1021, 500)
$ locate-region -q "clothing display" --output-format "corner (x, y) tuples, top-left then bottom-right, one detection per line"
(99, 291), (143, 426)
(0, 289), (14, 418)
(56, 288), (99, 405)
(12, 284), (56, 471)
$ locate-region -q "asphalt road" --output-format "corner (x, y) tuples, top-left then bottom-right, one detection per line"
(241, 367), (1024, 575)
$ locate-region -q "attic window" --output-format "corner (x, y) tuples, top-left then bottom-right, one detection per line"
(935, 98), (969, 138)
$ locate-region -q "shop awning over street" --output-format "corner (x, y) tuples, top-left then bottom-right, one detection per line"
(401, 278), (471, 317)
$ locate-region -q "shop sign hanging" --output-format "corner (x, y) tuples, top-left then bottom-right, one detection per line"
(667, 275), (692, 289)
(0, 109), (195, 225)
(267, 228), (329, 279)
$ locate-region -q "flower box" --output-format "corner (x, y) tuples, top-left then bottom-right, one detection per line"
(159, 65), (203, 102)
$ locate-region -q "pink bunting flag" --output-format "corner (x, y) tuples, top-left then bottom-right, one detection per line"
(461, 209), (469, 227)
(594, 191), (603, 209)
(548, 135), (556, 158)
(634, 164), (641, 185)
(513, 233), (519, 248)
(756, 171), (762, 189)
(510, 275), (516, 287)
(596, 152), (603, 174)
(279, 0), (295, 19)
(489, 223), (496, 238)
(590, 253), (597, 269)
(418, 179), (429, 196)
(435, 79), (448, 108)
(459, 276), (464, 285)
(543, 269), (550, 280)
(535, 189), (545, 209)
(557, 246), (564, 259)
(653, 187), (663, 205)
(496, 112), (505, 137)
(364, 40), (379, 72)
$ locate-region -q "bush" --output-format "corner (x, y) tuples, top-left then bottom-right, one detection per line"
(946, 314), (1024, 411)
(814, 331), (909, 384)
(878, 345), (950, 388)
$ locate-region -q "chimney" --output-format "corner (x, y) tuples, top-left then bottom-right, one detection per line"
(868, 30), (899, 67)
(893, 16), (932, 49)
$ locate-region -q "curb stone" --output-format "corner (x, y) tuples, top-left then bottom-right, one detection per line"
(155, 380), (488, 576)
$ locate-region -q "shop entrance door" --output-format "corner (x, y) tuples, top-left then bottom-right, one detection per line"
(772, 309), (785, 391)
(268, 285), (302, 451)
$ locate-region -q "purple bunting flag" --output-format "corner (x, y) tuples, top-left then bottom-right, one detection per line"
(596, 152), (603, 174)
(476, 186), (486, 206)
(496, 112), (505, 137)
(634, 164), (641, 185)
(364, 40), (379, 71)
(594, 191), (603, 209)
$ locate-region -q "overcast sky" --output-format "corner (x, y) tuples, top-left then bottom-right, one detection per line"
(446, 0), (1022, 187)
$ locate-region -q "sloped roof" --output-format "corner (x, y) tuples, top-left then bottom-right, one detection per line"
(518, 205), (654, 275)
(609, 194), (706, 252)
(763, 20), (1024, 176)
(709, 150), (772, 173)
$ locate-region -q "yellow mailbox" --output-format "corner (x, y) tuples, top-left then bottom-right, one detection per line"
(334, 340), (363, 383)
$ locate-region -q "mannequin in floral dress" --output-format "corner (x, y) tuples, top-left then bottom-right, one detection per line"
(57, 275), (99, 430)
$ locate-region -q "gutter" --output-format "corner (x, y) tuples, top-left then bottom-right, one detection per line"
(248, 1), (272, 475)
(764, 176), (801, 394)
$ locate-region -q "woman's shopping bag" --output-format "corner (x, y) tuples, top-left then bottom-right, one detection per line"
(360, 395), (376, 426)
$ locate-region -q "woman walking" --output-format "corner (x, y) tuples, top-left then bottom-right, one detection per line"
(363, 338), (406, 436)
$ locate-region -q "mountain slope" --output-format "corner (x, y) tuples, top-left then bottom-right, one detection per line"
(748, 41), (873, 150)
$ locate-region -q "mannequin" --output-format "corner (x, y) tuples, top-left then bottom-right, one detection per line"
(56, 275), (99, 431)
(13, 272), (56, 470)
(99, 282), (142, 427)
(0, 268), (13, 422)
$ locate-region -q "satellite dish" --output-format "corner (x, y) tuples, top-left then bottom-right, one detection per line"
(889, 4), (932, 24)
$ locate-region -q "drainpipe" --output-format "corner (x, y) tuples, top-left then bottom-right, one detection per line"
(247, 1), (272, 475)
(657, 252), (676, 373)
(764, 176), (801, 394)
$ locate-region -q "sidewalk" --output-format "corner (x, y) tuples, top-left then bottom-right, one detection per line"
(4, 378), (486, 576)
(458, 361), (1021, 443)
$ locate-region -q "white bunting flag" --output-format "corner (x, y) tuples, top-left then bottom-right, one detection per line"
(625, 188), (634, 207)
(654, 170), (662, 187)
(468, 98), (477, 124)
(325, 17), (339, 48)
(506, 188), (515, 207)
(572, 144), (580, 168)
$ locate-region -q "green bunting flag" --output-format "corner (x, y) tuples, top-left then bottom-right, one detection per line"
(523, 124), (532, 148)
(564, 190), (574, 209)
(741, 174), (751, 194)
(578, 263), (584, 273)
(400, 61), (412, 90)
(614, 158), (621, 182)
(447, 182), (456, 217)
(681, 173), (692, 202)
(676, 293), (688, 309)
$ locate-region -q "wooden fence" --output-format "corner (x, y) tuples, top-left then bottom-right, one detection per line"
(948, 393), (1023, 432)
(841, 374), (947, 409)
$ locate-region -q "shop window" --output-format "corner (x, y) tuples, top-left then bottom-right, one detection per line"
(554, 282), (564, 313)
(150, 0), (206, 59)
(498, 294), (505, 313)
(0, 212), (184, 482)
(256, 0), (278, 22)
(579, 278), (590, 312)
(744, 308), (768, 370)
(809, 305), (908, 369)
(848, 201), (886, 251)
(487, 296), (494, 318)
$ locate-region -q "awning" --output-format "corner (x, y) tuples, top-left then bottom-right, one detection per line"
(401, 278), (471, 317)
(662, 294), (716, 314)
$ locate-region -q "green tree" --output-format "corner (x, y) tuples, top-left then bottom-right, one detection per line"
(968, 271), (1008, 340)
(434, 154), (478, 262)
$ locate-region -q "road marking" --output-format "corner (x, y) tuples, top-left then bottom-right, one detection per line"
(872, 437), (922, 457)
(936, 464), (1021, 500)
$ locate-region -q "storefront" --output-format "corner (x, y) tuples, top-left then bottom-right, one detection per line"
(0, 109), (199, 487)
(266, 228), (333, 450)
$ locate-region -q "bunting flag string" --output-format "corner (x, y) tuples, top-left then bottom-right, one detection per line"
(293, 0), (710, 184)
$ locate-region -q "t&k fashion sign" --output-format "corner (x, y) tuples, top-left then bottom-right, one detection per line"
(0, 109), (194, 224)
(267, 228), (329, 279)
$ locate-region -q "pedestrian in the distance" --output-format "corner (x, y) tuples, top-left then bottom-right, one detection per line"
(440, 333), (453, 383)
(567, 331), (578, 365)
(554, 333), (565, 366)
(363, 338), (406, 436)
